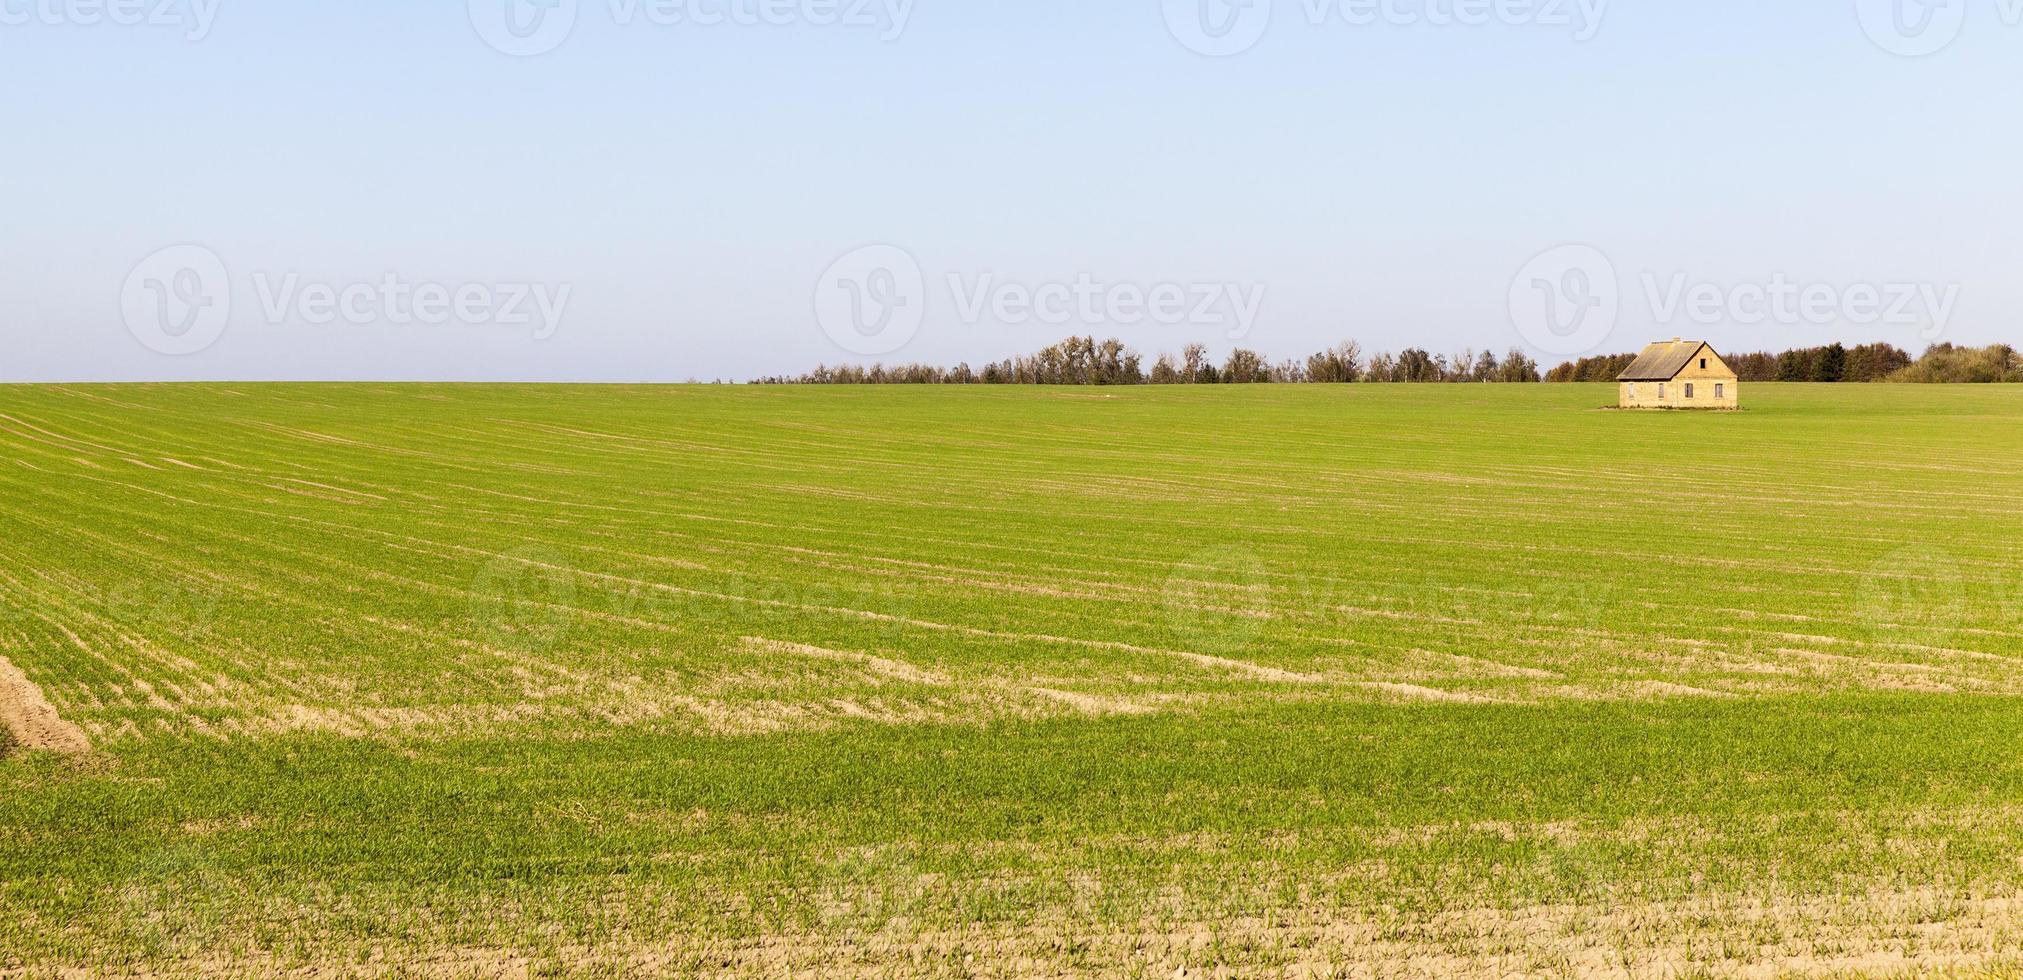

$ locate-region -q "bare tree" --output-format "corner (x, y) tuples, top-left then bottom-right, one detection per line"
(1223, 349), (1267, 383)
(1307, 341), (1363, 382)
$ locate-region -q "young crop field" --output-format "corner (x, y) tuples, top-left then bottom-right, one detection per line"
(4, 382), (2023, 977)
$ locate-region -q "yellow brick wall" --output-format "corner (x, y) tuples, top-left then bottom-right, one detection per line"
(1619, 379), (1739, 409)
(1673, 347), (1739, 383)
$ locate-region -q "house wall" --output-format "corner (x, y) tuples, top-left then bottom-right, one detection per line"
(1673, 347), (1739, 384)
(1619, 379), (1739, 410)
(1619, 343), (1741, 410)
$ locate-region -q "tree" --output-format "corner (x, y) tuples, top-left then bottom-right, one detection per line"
(1814, 343), (1846, 383)
(1845, 343), (1911, 382)
(1997, 344), (2022, 381)
(1499, 349), (1541, 382)
(1397, 349), (1440, 383)
(1889, 343), (2023, 383)
(1543, 352), (1633, 383)
(762, 338), (2023, 387)
(1472, 350), (1500, 383)
(1269, 358), (1308, 383)
(1306, 341), (1362, 383)
(1223, 349), (1268, 384)
(1775, 349), (1816, 382)
(1728, 352), (1779, 381)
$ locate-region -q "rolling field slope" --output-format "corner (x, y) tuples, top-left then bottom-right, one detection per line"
(4, 383), (2023, 976)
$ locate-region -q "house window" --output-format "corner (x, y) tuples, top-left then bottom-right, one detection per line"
(1700, 359), (1708, 370)
(1716, 383), (1725, 399)
(1685, 383), (1696, 399)
(1658, 384), (1667, 400)
(1626, 383), (1637, 399)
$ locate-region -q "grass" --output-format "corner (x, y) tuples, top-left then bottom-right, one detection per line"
(2, 382), (2022, 976)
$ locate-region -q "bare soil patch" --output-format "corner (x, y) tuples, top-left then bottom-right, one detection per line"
(0, 653), (89, 755)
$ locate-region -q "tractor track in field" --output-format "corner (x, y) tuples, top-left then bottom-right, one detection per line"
(0, 652), (89, 755)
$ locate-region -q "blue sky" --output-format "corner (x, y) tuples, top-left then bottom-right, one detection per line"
(3, 0), (2020, 381)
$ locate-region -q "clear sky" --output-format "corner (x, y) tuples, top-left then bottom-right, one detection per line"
(4, 0), (2021, 381)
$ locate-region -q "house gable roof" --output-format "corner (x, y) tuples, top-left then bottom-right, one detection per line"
(1617, 340), (1731, 381)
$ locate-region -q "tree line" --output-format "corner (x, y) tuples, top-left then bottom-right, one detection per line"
(1545, 342), (2021, 384)
(761, 338), (2022, 386)
(757, 338), (1543, 385)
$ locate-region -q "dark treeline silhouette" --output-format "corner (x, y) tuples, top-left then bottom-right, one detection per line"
(756, 337), (1543, 385)
(762, 338), (2021, 386)
(1728, 343), (1914, 382)
(1542, 352), (1638, 383)
(1548, 342), (2019, 384)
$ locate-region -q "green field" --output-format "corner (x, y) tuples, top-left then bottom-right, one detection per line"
(4, 383), (2023, 977)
